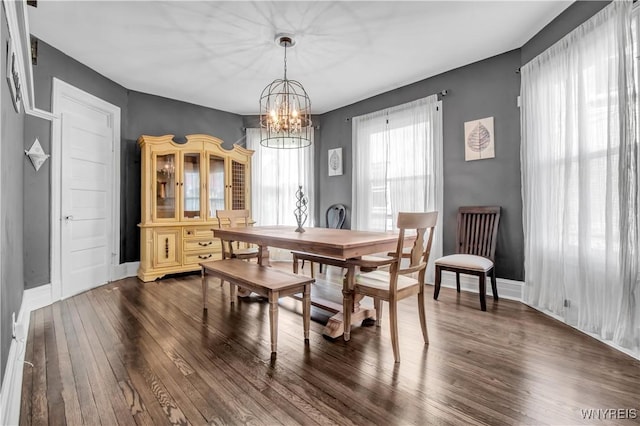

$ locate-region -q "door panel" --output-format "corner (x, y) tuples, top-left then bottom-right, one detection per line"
(61, 112), (113, 297)
(153, 228), (181, 268)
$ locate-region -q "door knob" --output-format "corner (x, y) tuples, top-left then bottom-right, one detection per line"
(64, 215), (74, 221)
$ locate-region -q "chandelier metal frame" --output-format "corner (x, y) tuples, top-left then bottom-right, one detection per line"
(259, 34), (312, 149)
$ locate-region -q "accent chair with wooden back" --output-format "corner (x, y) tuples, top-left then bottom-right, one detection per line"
(347, 211), (438, 363)
(215, 209), (259, 261)
(215, 209), (259, 295)
(433, 206), (501, 311)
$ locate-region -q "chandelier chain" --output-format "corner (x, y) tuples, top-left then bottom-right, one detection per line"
(283, 42), (288, 81)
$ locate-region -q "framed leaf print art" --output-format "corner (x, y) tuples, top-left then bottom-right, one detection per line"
(464, 117), (494, 161)
(328, 148), (343, 176)
(6, 37), (22, 113)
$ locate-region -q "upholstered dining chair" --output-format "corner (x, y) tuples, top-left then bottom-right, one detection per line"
(433, 206), (501, 311)
(294, 203), (347, 277)
(347, 211), (438, 363)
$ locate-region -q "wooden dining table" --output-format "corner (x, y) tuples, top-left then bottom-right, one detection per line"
(213, 225), (405, 341)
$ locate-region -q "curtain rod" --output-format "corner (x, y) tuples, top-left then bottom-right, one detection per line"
(343, 90), (448, 122)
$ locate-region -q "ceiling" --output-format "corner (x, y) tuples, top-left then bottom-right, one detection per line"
(27, 1), (572, 115)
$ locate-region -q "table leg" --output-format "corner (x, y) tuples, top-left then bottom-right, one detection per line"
(343, 265), (354, 341)
(258, 245), (271, 266)
(322, 264), (376, 340)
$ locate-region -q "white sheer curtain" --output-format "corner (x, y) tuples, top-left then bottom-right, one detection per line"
(520, 0), (638, 356)
(247, 128), (314, 260)
(352, 95), (443, 280)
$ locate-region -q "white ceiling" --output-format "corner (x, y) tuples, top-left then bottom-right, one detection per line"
(28, 1), (572, 115)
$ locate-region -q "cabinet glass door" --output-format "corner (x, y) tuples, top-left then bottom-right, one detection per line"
(182, 152), (201, 219)
(208, 155), (225, 218)
(155, 153), (176, 219)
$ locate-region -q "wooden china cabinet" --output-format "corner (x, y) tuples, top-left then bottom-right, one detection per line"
(137, 134), (253, 282)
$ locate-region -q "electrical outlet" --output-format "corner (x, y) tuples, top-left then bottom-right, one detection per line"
(12, 312), (16, 338)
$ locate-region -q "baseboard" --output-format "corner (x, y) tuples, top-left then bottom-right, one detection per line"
(20, 284), (52, 315)
(0, 332), (22, 426)
(433, 271), (523, 301)
(112, 261), (140, 281)
(0, 283), (52, 426)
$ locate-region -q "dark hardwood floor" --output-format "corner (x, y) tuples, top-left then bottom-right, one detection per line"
(19, 264), (640, 425)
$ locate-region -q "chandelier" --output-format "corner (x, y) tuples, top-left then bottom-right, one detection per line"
(259, 34), (312, 149)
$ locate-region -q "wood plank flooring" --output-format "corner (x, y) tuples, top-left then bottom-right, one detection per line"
(19, 264), (640, 425)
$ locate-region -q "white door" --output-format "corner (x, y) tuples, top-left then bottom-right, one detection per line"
(60, 112), (114, 297)
(52, 79), (120, 301)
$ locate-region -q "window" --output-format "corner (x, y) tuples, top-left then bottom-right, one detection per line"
(352, 95), (443, 279)
(247, 127), (314, 229)
(520, 0), (638, 352)
(352, 95), (442, 232)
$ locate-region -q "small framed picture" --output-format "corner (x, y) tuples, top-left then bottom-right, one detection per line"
(464, 116), (494, 161)
(328, 147), (343, 176)
(6, 37), (22, 113)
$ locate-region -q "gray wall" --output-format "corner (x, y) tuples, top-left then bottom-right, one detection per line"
(25, 42), (246, 276)
(314, 0), (613, 282)
(18, 3), (615, 284)
(521, 1), (610, 65)
(26, 40), (129, 288)
(318, 50), (524, 280)
(123, 91), (245, 262)
(1, 7), (25, 383)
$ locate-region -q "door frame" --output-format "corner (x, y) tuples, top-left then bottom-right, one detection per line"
(51, 78), (121, 300)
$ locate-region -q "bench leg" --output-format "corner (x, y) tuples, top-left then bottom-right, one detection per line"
(230, 282), (237, 303)
(268, 291), (279, 354)
(303, 284), (310, 341)
(201, 267), (208, 310)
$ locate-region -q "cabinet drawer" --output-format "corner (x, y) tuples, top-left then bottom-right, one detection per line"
(184, 251), (220, 265)
(184, 239), (221, 252)
(183, 226), (215, 239)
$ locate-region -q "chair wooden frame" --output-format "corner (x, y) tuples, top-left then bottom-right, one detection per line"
(215, 209), (258, 261)
(215, 209), (259, 294)
(433, 206), (501, 311)
(347, 211), (438, 363)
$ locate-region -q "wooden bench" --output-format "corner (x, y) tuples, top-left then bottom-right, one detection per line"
(200, 259), (314, 354)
